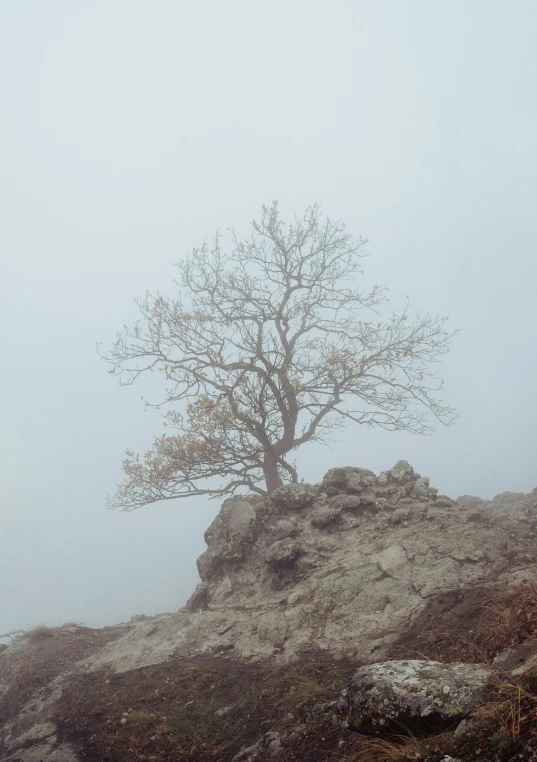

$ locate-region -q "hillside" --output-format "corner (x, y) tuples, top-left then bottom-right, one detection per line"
(2, 461), (537, 762)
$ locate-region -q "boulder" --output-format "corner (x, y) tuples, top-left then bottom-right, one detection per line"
(389, 507), (413, 524)
(329, 494), (375, 514)
(486, 490), (537, 520)
(270, 483), (316, 510)
(390, 460), (416, 483)
(456, 495), (485, 509)
(310, 505), (341, 528)
(196, 546), (222, 581)
(322, 467), (376, 493)
(493, 638), (537, 677)
(412, 476), (431, 498)
(267, 520), (297, 543)
(205, 498), (258, 545)
(435, 496), (455, 507)
(198, 499), (259, 580)
(336, 660), (491, 734)
(264, 538), (302, 567)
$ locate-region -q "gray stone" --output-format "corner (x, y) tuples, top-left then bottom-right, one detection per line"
(412, 476), (431, 498)
(270, 483), (316, 510)
(267, 520), (297, 543)
(227, 500), (258, 544)
(196, 546), (222, 581)
(456, 495), (485, 508)
(6, 722), (57, 749)
(329, 494), (375, 513)
(390, 460), (416, 482)
(389, 507), (412, 524)
(128, 614), (152, 624)
(74, 470), (537, 674)
(3, 745), (55, 762)
(337, 660), (491, 734)
(310, 505), (341, 528)
(197, 499), (259, 580)
(322, 467), (376, 493)
(232, 731), (282, 761)
(449, 550), (484, 563)
(324, 485), (339, 496)
(185, 581), (210, 611)
(205, 498), (258, 545)
(264, 538), (302, 567)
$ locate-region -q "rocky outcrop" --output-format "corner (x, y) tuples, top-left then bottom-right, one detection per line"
(82, 462), (537, 674)
(336, 660), (492, 733)
(2, 461), (537, 762)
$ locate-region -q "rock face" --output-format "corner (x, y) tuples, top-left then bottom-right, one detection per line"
(83, 462), (537, 674)
(336, 660), (492, 733)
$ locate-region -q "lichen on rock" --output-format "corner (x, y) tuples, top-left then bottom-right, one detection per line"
(336, 660), (492, 734)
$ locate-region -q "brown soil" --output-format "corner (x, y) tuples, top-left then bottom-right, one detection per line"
(0, 624), (127, 729)
(388, 582), (537, 664)
(54, 654), (364, 762)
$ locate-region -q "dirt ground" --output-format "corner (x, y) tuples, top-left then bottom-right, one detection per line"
(0, 624), (127, 730)
(53, 652), (373, 762)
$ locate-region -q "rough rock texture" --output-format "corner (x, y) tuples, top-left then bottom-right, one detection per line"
(492, 638), (537, 677)
(336, 659), (492, 733)
(80, 463), (537, 674)
(2, 462), (537, 762)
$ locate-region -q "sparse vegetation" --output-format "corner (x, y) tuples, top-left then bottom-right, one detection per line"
(478, 584), (537, 657)
(55, 657), (360, 762)
(280, 671), (337, 712)
(475, 668), (537, 745)
(392, 584), (537, 666)
(354, 731), (455, 762)
(24, 624), (58, 642)
(4, 586), (537, 761)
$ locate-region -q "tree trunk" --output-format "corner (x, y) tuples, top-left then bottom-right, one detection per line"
(263, 451), (283, 493)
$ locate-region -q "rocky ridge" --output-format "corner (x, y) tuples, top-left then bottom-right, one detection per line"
(2, 460), (537, 762)
(84, 461), (537, 674)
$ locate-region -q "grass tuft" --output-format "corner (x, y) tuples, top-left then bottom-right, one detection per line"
(354, 731), (454, 761)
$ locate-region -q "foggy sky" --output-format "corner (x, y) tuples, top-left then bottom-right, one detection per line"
(1, 0), (536, 637)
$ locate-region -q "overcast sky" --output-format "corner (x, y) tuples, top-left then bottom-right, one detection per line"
(1, 0), (536, 637)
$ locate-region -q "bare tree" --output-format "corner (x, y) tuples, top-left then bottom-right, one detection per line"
(101, 202), (456, 509)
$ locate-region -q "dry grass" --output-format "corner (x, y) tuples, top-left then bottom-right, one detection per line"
(395, 584), (537, 665)
(477, 584), (537, 657)
(24, 624), (58, 642)
(99, 709), (230, 762)
(354, 732), (454, 762)
(173, 663), (206, 680)
(476, 666), (537, 745)
(280, 671), (336, 711)
(123, 709), (160, 734)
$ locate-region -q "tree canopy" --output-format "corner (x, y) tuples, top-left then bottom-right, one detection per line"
(101, 202), (456, 509)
